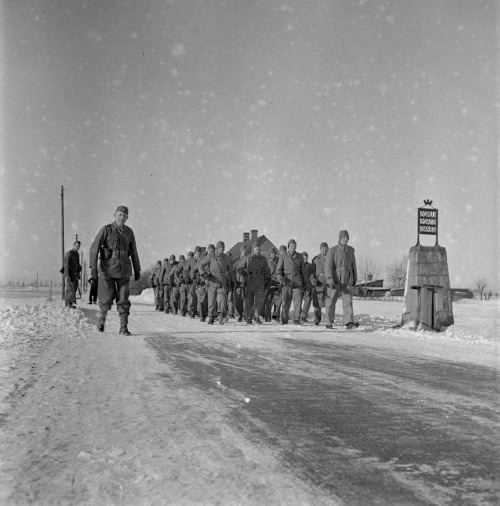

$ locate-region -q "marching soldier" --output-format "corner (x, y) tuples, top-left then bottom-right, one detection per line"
(176, 252), (193, 316)
(263, 248), (281, 322)
(240, 242), (271, 324)
(197, 241), (235, 325)
(233, 245), (248, 322)
(170, 254), (183, 315)
(300, 252), (316, 323)
(324, 230), (359, 330)
(89, 205), (141, 335)
(150, 260), (162, 310)
(159, 255), (176, 313)
(276, 239), (307, 325)
(311, 242), (329, 325)
(187, 246), (202, 318)
(195, 245), (213, 322)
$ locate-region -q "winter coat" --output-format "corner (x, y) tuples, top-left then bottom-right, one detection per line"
(302, 261), (316, 291)
(150, 264), (162, 287)
(312, 253), (327, 292)
(276, 251), (307, 288)
(63, 249), (81, 281)
(89, 222), (141, 279)
(187, 257), (200, 283)
(197, 252), (235, 289)
(324, 244), (357, 287)
(266, 257), (280, 289)
(239, 254), (271, 288)
(159, 262), (177, 286)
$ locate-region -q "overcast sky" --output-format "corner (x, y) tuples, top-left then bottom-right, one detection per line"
(1, 0), (497, 291)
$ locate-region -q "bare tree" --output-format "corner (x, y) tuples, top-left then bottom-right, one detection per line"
(357, 255), (382, 282)
(357, 255), (382, 296)
(386, 256), (408, 289)
(474, 278), (488, 300)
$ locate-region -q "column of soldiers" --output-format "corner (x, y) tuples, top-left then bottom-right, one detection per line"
(87, 205), (359, 335)
(149, 230), (360, 330)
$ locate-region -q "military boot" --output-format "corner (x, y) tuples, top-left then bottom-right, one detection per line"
(119, 316), (131, 336)
(97, 311), (107, 332)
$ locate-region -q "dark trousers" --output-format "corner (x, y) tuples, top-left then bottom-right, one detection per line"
(301, 287), (313, 318)
(245, 281), (265, 320)
(312, 288), (325, 324)
(65, 277), (77, 307)
(178, 284), (189, 314)
(188, 284), (198, 316)
(196, 284), (208, 318)
(162, 285), (171, 312)
(264, 286), (281, 321)
(88, 283), (98, 304)
(170, 287), (179, 314)
(98, 276), (131, 317)
(233, 286), (245, 318)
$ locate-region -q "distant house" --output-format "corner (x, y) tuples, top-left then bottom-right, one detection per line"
(227, 230), (279, 260)
(354, 279), (387, 297)
(450, 288), (473, 301)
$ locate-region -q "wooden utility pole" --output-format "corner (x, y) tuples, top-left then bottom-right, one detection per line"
(61, 185), (65, 300)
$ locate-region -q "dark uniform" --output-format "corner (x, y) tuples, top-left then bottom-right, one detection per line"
(195, 246), (212, 321)
(187, 247), (202, 318)
(276, 239), (307, 324)
(89, 206), (141, 335)
(300, 253), (316, 321)
(263, 249), (281, 322)
(150, 260), (162, 310)
(174, 254), (190, 316)
(159, 255), (177, 313)
(324, 230), (358, 328)
(233, 247), (248, 322)
(63, 241), (81, 308)
(197, 241), (235, 324)
(239, 244), (271, 324)
(311, 242), (329, 325)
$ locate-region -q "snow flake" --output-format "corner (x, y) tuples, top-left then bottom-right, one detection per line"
(172, 44), (186, 57)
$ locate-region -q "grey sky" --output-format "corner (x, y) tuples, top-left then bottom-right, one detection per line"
(1, 0), (497, 290)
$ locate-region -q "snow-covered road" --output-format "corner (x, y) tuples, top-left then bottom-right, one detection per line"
(0, 290), (498, 505)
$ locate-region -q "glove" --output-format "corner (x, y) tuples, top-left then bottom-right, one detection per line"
(311, 278), (317, 286)
(134, 271), (141, 281)
(91, 267), (98, 279)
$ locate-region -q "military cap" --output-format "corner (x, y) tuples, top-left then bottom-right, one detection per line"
(339, 230), (350, 241)
(216, 240), (225, 249)
(115, 205), (129, 215)
(179, 255), (185, 261)
(320, 242), (329, 249)
(288, 238), (297, 247)
(187, 251), (194, 258)
(302, 251), (308, 257)
(208, 244), (215, 250)
(169, 254), (176, 261)
(194, 246), (202, 253)
(279, 245), (287, 253)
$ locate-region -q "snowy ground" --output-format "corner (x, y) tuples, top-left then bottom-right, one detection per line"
(0, 288), (498, 504)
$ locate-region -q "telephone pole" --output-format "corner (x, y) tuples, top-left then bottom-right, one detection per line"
(61, 185), (65, 300)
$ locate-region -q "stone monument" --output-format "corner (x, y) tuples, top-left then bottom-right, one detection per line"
(400, 201), (454, 331)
